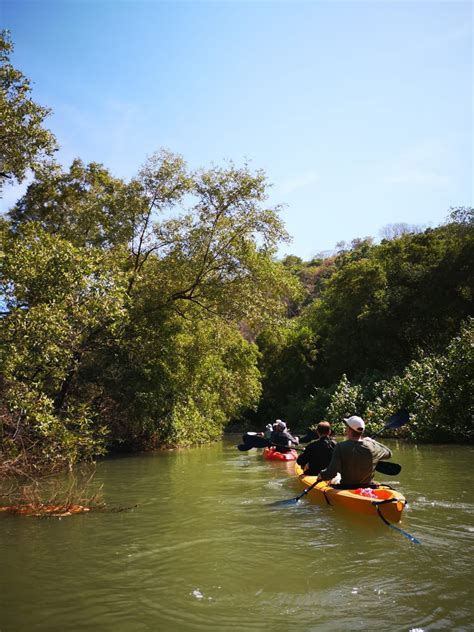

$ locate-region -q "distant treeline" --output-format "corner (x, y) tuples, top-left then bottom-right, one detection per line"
(249, 212), (473, 443)
(0, 31), (473, 475)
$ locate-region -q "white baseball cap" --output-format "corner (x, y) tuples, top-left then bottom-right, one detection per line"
(344, 415), (365, 432)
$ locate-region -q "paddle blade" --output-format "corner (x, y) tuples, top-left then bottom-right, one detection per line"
(299, 431), (318, 444)
(241, 433), (271, 449)
(237, 444), (253, 451)
(375, 460), (402, 475)
(270, 481), (318, 507)
(270, 497), (300, 507)
(385, 409), (409, 430)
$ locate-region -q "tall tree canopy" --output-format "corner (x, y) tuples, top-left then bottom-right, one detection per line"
(0, 30), (57, 191)
(1, 151), (299, 470)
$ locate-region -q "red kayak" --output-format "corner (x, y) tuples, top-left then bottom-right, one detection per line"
(263, 447), (298, 462)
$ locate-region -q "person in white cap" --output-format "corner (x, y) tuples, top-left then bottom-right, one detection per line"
(316, 415), (392, 486)
(270, 420), (299, 453)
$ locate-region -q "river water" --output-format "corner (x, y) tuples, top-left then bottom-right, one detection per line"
(0, 437), (473, 631)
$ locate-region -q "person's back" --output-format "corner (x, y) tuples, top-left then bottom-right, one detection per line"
(270, 420), (298, 453)
(318, 415), (391, 486)
(297, 421), (336, 475)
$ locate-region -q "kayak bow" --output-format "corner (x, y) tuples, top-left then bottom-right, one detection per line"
(263, 447), (298, 462)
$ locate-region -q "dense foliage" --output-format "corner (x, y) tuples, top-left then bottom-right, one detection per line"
(0, 30), (57, 191)
(1, 149), (298, 472)
(254, 209), (473, 442)
(0, 37), (472, 477)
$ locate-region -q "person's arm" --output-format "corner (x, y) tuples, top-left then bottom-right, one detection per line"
(367, 438), (392, 460)
(283, 430), (299, 445)
(317, 444), (341, 481)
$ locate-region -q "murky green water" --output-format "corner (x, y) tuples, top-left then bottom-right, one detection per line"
(1, 437), (473, 631)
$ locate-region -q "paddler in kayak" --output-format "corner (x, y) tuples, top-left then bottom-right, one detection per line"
(270, 420), (299, 453)
(316, 415), (392, 486)
(261, 424), (273, 440)
(296, 421), (336, 475)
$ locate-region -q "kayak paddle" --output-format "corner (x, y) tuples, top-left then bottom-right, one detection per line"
(270, 479), (320, 507)
(237, 440), (401, 474)
(372, 408), (409, 437)
(237, 433), (271, 451)
(298, 409), (409, 444)
(374, 460), (401, 475)
(373, 500), (421, 544)
(237, 410), (408, 475)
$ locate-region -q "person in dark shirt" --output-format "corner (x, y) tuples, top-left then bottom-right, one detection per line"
(270, 420), (299, 453)
(296, 421), (336, 475)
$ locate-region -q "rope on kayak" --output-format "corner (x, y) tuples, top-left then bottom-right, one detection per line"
(372, 497), (402, 506)
(322, 490), (331, 505)
(330, 483), (396, 491)
(373, 501), (421, 545)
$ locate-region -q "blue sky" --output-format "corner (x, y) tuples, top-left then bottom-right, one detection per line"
(2, 0), (472, 259)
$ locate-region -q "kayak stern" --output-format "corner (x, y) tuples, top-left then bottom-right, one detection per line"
(294, 464), (406, 522)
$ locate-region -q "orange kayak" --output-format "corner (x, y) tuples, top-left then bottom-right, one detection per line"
(294, 463), (406, 523)
(263, 447), (298, 462)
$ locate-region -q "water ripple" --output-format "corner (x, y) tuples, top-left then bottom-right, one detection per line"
(1, 440), (473, 631)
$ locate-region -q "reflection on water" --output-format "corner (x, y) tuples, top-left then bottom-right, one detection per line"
(0, 438), (473, 631)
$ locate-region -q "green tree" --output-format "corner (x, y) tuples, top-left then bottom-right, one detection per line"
(325, 374), (367, 434)
(0, 223), (129, 469)
(307, 257), (389, 384)
(102, 157), (299, 446)
(1, 151), (298, 467)
(250, 320), (317, 428)
(0, 31), (57, 190)
(8, 159), (139, 248)
(368, 318), (473, 442)
(99, 313), (262, 448)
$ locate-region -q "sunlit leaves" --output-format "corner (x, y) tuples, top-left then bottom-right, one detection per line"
(0, 226), (128, 467)
(1, 149), (298, 462)
(0, 31), (57, 190)
(8, 160), (140, 248)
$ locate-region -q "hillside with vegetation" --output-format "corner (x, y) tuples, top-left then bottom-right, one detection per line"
(251, 212), (473, 442)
